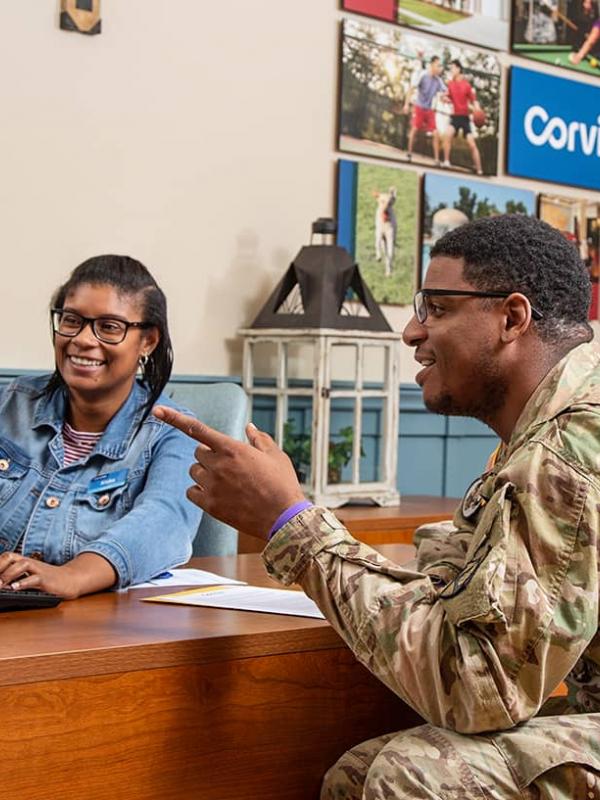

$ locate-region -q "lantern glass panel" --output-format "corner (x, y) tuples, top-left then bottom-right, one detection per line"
(328, 398), (356, 485)
(283, 396), (313, 485)
(363, 346), (388, 389)
(360, 398), (385, 483)
(250, 341), (279, 386)
(250, 394), (276, 438)
(329, 344), (357, 390)
(285, 341), (315, 388)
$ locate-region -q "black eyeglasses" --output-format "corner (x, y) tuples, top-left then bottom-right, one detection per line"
(413, 289), (544, 324)
(51, 308), (152, 345)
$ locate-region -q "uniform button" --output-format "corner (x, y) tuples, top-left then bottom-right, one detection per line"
(98, 494), (110, 507)
(46, 496), (61, 509)
(0, 459), (9, 471)
(30, 551), (43, 561)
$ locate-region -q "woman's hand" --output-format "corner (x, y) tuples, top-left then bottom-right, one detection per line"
(0, 552), (117, 599)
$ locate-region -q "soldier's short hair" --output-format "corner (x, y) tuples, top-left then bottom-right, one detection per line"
(430, 214), (592, 343)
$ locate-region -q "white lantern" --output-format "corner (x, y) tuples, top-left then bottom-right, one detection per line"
(239, 219), (402, 508)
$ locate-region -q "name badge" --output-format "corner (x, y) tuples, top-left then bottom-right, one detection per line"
(88, 469), (129, 494)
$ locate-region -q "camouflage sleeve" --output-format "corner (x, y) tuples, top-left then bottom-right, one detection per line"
(413, 519), (473, 584)
(262, 443), (598, 735)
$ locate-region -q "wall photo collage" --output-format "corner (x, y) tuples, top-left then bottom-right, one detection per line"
(338, 0), (600, 319)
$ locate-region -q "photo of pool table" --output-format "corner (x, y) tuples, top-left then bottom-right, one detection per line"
(513, 42), (600, 76)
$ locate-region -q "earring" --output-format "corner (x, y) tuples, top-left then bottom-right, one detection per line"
(139, 353), (149, 368)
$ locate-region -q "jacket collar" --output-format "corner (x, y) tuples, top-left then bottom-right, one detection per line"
(33, 379), (150, 461)
(502, 341), (600, 462)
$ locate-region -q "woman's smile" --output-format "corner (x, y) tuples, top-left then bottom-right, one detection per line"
(54, 283), (151, 403)
(66, 354), (107, 370)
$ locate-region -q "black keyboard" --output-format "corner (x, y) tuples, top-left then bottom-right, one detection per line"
(0, 588), (63, 611)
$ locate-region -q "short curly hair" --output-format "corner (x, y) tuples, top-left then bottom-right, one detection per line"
(430, 214), (592, 343)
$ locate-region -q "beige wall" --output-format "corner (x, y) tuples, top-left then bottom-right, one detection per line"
(2, 1), (599, 383)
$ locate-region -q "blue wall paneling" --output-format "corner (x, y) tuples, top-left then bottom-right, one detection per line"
(0, 370), (497, 498)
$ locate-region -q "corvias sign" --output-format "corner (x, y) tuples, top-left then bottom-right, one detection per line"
(507, 66), (600, 191)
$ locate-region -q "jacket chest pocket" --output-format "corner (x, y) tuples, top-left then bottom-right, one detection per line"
(440, 481), (516, 627)
(71, 484), (131, 541)
(0, 443), (30, 507)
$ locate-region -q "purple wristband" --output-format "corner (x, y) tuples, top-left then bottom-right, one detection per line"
(268, 500), (313, 539)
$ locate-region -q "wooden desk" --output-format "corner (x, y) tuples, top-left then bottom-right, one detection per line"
(238, 495), (460, 553)
(2, 545), (420, 800)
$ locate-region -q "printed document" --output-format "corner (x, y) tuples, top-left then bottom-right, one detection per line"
(142, 584), (325, 619)
(130, 568), (246, 589)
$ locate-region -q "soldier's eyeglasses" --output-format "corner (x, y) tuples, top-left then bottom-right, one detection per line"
(51, 309), (152, 345)
(413, 289), (544, 324)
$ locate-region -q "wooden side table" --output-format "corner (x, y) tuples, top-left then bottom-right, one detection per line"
(336, 495), (460, 546)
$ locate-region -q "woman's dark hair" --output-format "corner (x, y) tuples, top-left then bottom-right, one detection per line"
(47, 254), (173, 420)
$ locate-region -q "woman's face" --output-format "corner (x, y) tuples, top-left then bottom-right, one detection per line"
(54, 283), (159, 403)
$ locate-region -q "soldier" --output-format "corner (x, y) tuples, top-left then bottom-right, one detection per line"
(155, 214), (600, 799)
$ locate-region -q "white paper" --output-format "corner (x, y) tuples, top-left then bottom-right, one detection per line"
(142, 584), (325, 619)
(129, 568), (246, 589)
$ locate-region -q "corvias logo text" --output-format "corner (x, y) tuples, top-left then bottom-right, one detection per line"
(524, 106), (600, 156)
(507, 66), (600, 191)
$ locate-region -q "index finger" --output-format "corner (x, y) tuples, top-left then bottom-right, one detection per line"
(153, 405), (230, 449)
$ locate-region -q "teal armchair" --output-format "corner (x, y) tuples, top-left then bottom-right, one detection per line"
(167, 381), (248, 556)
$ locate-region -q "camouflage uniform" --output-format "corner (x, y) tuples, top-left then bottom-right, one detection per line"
(263, 342), (600, 798)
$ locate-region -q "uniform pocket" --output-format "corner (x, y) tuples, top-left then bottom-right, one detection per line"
(71, 484), (131, 542)
(490, 713), (600, 789)
(439, 482), (515, 628)
(0, 439), (31, 507)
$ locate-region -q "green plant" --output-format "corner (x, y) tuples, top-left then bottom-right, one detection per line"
(327, 425), (355, 484)
(283, 421), (364, 485)
(283, 421), (311, 482)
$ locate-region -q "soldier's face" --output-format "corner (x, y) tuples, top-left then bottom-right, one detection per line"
(403, 256), (508, 422)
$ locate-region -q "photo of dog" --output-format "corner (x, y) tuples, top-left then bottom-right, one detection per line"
(338, 159), (418, 305)
(374, 188), (397, 276)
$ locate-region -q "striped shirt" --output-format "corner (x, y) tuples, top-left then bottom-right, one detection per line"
(63, 421), (103, 466)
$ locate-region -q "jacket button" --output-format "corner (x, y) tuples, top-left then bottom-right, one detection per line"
(98, 494), (110, 507)
(0, 459), (9, 471)
(46, 496), (61, 509)
(30, 551), (43, 561)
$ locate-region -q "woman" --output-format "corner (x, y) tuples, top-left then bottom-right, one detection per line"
(0, 255), (201, 598)
(568, 0), (600, 63)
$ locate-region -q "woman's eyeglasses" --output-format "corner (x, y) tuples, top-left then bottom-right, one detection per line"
(51, 309), (152, 345)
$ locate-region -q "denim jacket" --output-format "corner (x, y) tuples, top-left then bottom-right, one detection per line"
(0, 375), (201, 588)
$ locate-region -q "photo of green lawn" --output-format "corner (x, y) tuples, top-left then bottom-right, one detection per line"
(400, 0), (464, 24)
(354, 162), (419, 305)
(342, 0), (509, 51)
